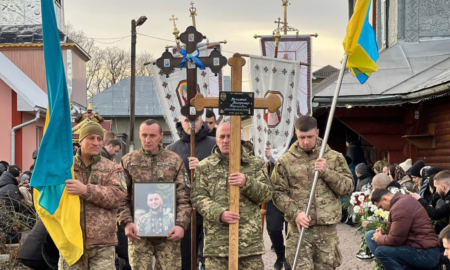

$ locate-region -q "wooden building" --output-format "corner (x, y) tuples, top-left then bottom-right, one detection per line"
(313, 0), (450, 168)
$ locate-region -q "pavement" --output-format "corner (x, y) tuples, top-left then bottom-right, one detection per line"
(262, 222), (375, 270)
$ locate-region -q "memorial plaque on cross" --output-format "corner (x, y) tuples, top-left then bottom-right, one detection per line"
(155, 25), (228, 270)
(191, 53), (281, 270)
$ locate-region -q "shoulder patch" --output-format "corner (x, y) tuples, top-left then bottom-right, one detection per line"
(184, 171), (191, 188)
(119, 173), (127, 190)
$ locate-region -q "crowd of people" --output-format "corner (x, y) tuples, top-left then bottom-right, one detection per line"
(344, 135), (450, 269)
(3, 111), (450, 270)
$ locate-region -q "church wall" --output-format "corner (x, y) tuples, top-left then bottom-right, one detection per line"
(418, 0), (450, 39)
(21, 112), (45, 171)
(0, 80), (12, 163)
(71, 50), (87, 107)
(416, 96), (450, 169)
(0, 48), (47, 92)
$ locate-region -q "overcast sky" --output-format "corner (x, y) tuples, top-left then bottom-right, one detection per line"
(65, 0), (349, 84)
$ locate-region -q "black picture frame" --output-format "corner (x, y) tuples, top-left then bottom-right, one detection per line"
(133, 182), (176, 237)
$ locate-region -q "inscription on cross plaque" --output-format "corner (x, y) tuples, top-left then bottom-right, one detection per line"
(191, 53), (281, 270)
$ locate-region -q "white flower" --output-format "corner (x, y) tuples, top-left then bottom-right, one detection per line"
(354, 206), (361, 213)
(358, 195), (365, 203)
(362, 202), (368, 208)
(364, 190), (371, 196)
(370, 205), (379, 212)
(350, 197), (357, 205)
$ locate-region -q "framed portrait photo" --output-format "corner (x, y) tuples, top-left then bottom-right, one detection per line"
(133, 182), (176, 237)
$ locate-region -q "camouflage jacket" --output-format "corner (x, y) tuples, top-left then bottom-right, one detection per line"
(191, 142), (273, 258)
(272, 138), (354, 228)
(73, 150), (127, 249)
(136, 210), (174, 236)
(118, 145), (192, 230)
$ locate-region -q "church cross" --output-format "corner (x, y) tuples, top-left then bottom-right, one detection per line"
(274, 17), (282, 30)
(169, 15), (178, 27)
(190, 53), (281, 270)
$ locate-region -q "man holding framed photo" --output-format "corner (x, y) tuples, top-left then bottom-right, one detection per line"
(118, 119), (192, 270)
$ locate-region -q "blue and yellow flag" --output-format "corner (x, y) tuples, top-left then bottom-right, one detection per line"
(30, 0), (83, 265)
(343, 0), (379, 84)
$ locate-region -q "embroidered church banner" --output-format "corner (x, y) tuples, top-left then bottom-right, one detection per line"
(249, 55), (300, 162)
(260, 35), (312, 116)
(152, 44), (224, 141)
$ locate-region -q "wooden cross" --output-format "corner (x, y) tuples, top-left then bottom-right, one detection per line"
(155, 25), (227, 270)
(191, 53), (281, 270)
(155, 26), (227, 121)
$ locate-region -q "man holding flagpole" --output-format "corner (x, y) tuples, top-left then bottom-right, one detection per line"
(59, 121), (128, 269)
(275, 0), (379, 268)
(272, 116), (354, 269)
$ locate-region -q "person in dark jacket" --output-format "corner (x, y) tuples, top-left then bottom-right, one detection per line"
(0, 161), (8, 177)
(346, 130), (365, 166)
(166, 115), (216, 270)
(366, 189), (440, 270)
(18, 219), (54, 270)
(265, 135), (296, 270)
(355, 163), (374, 191)
(0, 166), (25, 212)
(205, 110), (217, 137)
(412, 170), (450, 234)
(101, 138), (122, 161)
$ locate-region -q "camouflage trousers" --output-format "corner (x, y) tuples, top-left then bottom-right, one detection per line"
(286, 224), (342, 270)
(58, 245), (115, 270)
(128, 238), (181, 270)
(205, 255), (264, 270)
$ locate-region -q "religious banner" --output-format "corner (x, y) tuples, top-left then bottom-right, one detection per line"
(151, 45), (223, 141)
(249, 55), (300, 162)
(260, 35), (312, 116)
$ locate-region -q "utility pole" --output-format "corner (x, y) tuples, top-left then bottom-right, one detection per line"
(129, 16), (147, 153)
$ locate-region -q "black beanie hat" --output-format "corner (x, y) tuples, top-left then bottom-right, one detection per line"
(426, 167), (443, 179)
(410, 160), (425, 177)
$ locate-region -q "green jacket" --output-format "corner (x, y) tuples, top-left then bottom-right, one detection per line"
(272, 138), (354, 228)
(136, 210), (174, 236)
(191, 142), (273, 258)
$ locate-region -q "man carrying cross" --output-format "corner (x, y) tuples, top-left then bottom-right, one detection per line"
(191, 122), (273, 269)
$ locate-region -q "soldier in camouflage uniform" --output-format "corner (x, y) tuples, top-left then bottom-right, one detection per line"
(58, 121), (128, 270)
(191, 123), (273, 270)
(272, 116), (354, 270)
(136, 191), (174, 236)
(118, 119), (192, 270)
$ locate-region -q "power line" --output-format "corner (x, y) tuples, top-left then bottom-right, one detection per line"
(92, 36), (129, 44)
(137, 33), (175, 43)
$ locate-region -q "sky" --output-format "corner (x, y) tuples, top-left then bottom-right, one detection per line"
(65, 0), (349, 87)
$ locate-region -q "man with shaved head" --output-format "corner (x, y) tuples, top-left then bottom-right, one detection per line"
(373, 171), (401, 191)
(191, 122), (273, 269)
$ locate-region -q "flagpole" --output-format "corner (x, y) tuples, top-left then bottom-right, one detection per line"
(292, 54), (348, 269)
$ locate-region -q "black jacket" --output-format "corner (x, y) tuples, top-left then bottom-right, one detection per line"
(208, 128), (216, 137)
(346, 140), (365, 165)
(0, 171), (25, 212)
(166, 122), (216, 181)
(418, 190), (450, 224)
(356, 171), (374, 191)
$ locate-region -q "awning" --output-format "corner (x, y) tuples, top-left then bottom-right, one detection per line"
(0, 52), (47, 111)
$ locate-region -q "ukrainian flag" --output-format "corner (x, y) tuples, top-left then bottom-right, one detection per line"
(343, 0), (379, 84)
(30, 0), (83, 265)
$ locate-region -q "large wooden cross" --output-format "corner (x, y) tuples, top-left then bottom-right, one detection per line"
(191, 53), (281, 270)
(155, 26), (227, 270)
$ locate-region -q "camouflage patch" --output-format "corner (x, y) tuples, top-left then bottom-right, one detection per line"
(119, 173), (127, 190)
(184, 171), (191, 188)
(130, 162), (148, 167)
